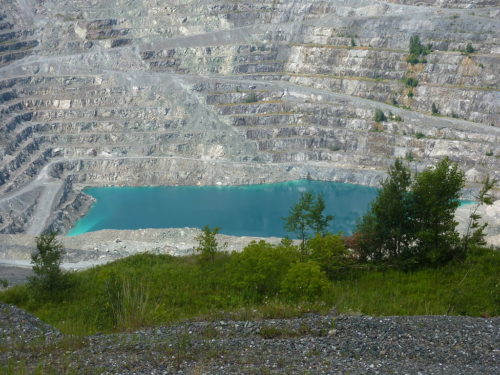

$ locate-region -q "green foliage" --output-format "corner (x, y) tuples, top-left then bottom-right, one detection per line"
(407, 35), (431, 64)
(431, 102), (439, 115)
(230, 240), (300, 301)
(373, 109), (387, 122)
(0, 279), (8, 288)
(355, 159), (413, 263)
(103, 273), (157, 330)
(415, 132), (425, 139)
(354, 158), (465, 268)
(1, 247), (498, 334)
(407, 89), (414, 98)
(463, 176), (497, 252)
(306, 233), (350, 277)
(280, 261), (330, 301)
(465, 43), (475, 54)
(402, 77), (419, 87)
(411, 158), (465, 266)
(28, 232), (70, 300)
(195, 225), (222, 262)
(350, 37), (356, 47)
(406, 55), (419, 64)
(283, 192), (333, 251)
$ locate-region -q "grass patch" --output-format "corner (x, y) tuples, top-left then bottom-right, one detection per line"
(0, 248), (498, 334)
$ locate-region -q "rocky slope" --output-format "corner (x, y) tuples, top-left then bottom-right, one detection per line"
(1, 303), (498, 374)
(0, 0), (499, 234)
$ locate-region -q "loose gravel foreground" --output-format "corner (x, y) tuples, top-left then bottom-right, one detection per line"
(1, 303), (498, 374)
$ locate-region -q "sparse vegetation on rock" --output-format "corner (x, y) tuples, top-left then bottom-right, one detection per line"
(407, 35), (431, 64)
(373, 109), (387, 122)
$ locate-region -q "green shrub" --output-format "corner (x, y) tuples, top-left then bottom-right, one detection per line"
(465, 43), (475, 54)
(280, 261), (331, 301)
(415, 132), (425, 139)
(431, 103), (439, 115)
(407, 35), (431, 64)
(373, 109), (386, 122)
(402, 77), (419, 87)
(306, 234), (350, 277)
(230, 241), (300, 301)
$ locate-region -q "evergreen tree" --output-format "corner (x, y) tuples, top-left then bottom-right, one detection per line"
(355, 159), (413, 262)
(354, 157), (466, 268)
(411, 157), (465, 265)
(463, 176), (497, 251)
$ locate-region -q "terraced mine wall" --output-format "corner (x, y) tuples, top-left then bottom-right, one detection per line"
(0, 0), (499, 235)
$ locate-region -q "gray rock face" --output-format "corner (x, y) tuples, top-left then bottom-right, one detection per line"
(0, 0), (499, 234)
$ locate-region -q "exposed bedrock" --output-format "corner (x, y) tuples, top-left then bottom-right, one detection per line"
(0, 0), (498, 235)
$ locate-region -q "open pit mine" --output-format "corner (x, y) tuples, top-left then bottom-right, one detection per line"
(0, 0), (499, 253)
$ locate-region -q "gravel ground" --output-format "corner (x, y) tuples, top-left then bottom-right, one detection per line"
(1, 303), (498, 374)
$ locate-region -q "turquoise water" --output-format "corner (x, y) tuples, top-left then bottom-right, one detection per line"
(67, 180), (379, 238)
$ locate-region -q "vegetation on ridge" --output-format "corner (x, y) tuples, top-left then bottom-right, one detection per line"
(0, 159), (498, 335)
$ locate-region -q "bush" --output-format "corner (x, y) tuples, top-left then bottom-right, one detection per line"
(373, 109), (387, 122)
(280, 261), (331, 301)
(402, 77), (419, 88)
(306, 234), (350, 277)
(465, 43), (475, 54)
(407, 35), (431, 64)
(431, 103), (439, 115)
(230, 241), (300, 301)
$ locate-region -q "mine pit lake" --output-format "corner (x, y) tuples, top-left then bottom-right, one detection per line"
(67, 180), (379, 237)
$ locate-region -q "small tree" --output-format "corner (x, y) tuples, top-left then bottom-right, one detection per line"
(195, 225), (222, 262)
(283, 192), (333, 252)
(409, 35), (424, 56)
(28, 232), (67, 298)
(407, 35), (431, 64)
(465, 43), (475, 54)
(374, 109), (387, 122)
(463, 176), (497, 252)
(431, 103), (439, 115)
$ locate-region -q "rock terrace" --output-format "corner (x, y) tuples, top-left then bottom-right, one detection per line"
(0, 0), (499, 235)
